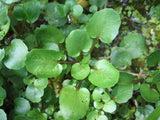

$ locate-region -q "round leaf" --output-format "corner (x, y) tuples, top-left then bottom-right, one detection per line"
(60, 85), (90, 119)
(147, 50), (160, 67)
(0, 87), (6, 100)
(72, 5), (83, 17)
(120, 33), (146, 59)
(88, 59), (119, 88)
(35, 25), (65, 47)
(110, 47), (132, 69)
(13, 1), (40, 23)
(4, 39), (28, 70)
(0, 109), (7, 120)
(66, 29), (92, 57)
(0, 2), (10, 41)
(103, 100), (116, 113)
(140, 83), (159, 103)
(14, 97), (31, 115)
(71, 63), (90, 80)
(86, 8), (121, 43)
(34, 78), (48, 90)
(25, 85), (44, 103)
(25, 49), (63, 78)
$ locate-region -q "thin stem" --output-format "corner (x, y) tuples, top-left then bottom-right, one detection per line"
(22, 5), (34, 32)
(118, 70), (150, 77)
(76, 80), (83, 91)
(89, 37), (100, 54)
(57, 61), (78, 64)
(104, 0), (108, 8)
(11, 25), (18, 36)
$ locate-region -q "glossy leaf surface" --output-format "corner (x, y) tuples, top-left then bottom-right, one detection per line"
(86, 8), (121, 43)
(88, 59), (119, 88)
(0, 109), (7, 120)
(60, 85), (90, 119)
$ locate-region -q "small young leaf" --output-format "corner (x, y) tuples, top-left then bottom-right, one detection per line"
(72, 5), (83, 17)
(0, 109), (7, 120)
(89, 0), (105, 8)
(25, 49), (63, 78)
(66, 29), (92, 57)
(103, 100), (116, 113)
(88, 59), (119, 88)
(4, 39), (28, 70)
(60, 85), (90, 119)
(120, 33), (146, 59)
(25, 85), (44, 103)
(14, 97), (31, 115)
(147, 50), (160, 67)
(86, 8), (121, 43)
(71, 63), (90, 80)
(34, 78), (48, 90)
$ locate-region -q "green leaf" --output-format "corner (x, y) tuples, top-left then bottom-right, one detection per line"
(110, 47), (132, 69)
(13, 1), (41, 23)
(0, 48), (5, 61)
(24, 33), (37, 50)
(44, 3), (67, 27)
(60, 85), (90, 119)
(55, 4), (66, 17)
(112, 72), (135, 103)
(88, 59), (119, 88)
(146, 105), (160, 120)
(72, 5), (83, 17)
(0, 2), (10, 41)
(2, 0), (20, 4)
(0, 109), (7, 120)
(147, 50), (160, 67)
(71, 63), (90, 80)
(103, 100), (116, 113)
(27, 108), (47, 120)
(14, 97), (31, 115)
(149, 4), (160, 19)
(135, 105), (154, 120)
(4, 39), (28, 70)
(140, 83), (159, 103)
(86, 110), (108, 120)
(120, 33), (146, 59)
(86, 8), (121, 43)
(35, 25), (65, 47)
(25, 85), (44, 103)
(25, 49), (63, 78)
(14, 115), (31, 120)
(0, 87), (6, 100)
(89, 0), (105, 8)
(34, 78), (48, 90)
(66, 29), (92, 57)
(23, 76), (36, 85)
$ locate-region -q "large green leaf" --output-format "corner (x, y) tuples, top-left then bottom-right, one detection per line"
(146, 105), (160, 120)
(0, 1), (10, 41)
(0, 109), (7, 120)
(71, 63), (90, 80)
(86, 8), (121, 43)
(88, 59), (119, 88)
(140, 83), (159, 103)
(60, 85), (90, 119)
(112, 72), (135, 103)
(25, 49), (64, 78)
(147, 50), (160, 67)
(4, 39), (28, 70)
(14, 97), (31, 115)
(2, 0), (20, 4)
(120, 33), (146, 59)
(12, 1), (40, 23)
(35, 25), (65, 47)
(66, 29), (92, 57)
(25, 85), (44, 103)
(110, 47), (132, 69)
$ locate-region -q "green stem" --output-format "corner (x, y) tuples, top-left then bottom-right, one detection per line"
(57, 61), (78, 64)
(89, 37), (100, 54)
(22, 5), (34, 33)
(11, 25), (18, 36)
(76, 80), (83, 91)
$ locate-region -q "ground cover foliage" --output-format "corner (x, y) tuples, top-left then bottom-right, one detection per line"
(0, 0), (160, 119)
